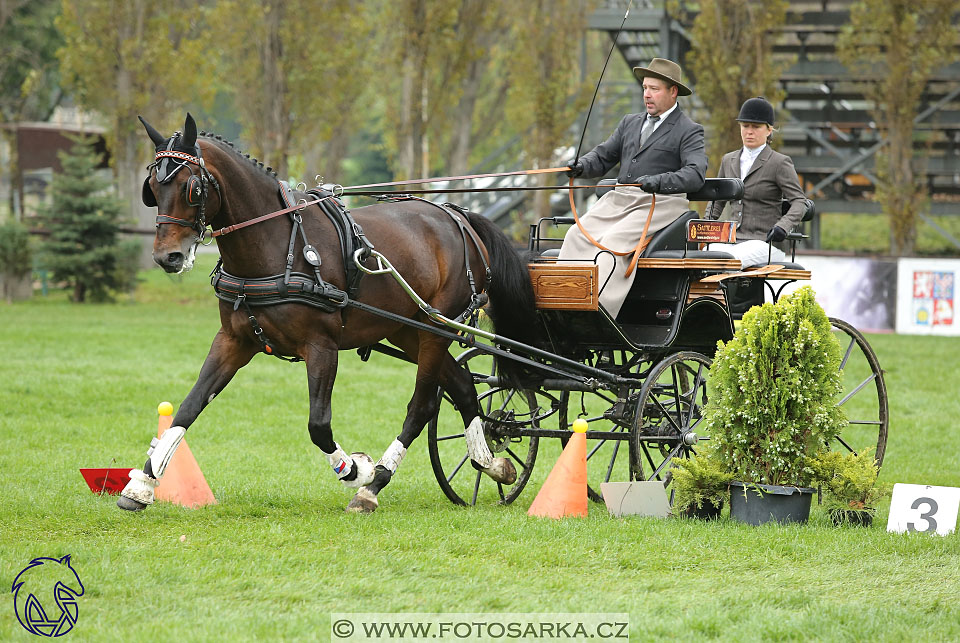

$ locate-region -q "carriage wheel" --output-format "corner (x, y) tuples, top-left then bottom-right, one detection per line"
(829, 318), (889, 466)
(558, 356), (647, 503)
(632, 352), (712, 485)
(427, 348), (550, 506)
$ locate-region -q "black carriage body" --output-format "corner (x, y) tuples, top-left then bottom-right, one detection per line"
(536, 270), (733, 358)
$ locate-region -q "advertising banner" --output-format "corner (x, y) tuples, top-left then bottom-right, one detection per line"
(895, 258), (958, 335)
(777, 256), (898, 333)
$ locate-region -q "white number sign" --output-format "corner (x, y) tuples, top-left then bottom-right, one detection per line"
(887, 483), (960, 536)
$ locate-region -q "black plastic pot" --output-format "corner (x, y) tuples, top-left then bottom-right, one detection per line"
(829, 508), (874, 527)
(683, 499), (723, 520)
(729, 481), (815, 525)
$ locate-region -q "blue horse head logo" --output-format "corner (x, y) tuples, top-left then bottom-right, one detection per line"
(11, 555), (84, 637)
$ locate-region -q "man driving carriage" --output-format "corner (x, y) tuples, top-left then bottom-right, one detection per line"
(560, 57), (707, 318)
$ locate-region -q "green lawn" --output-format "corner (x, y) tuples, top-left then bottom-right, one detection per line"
(818, 212), (960, 256)
(2, 256), (959, 641)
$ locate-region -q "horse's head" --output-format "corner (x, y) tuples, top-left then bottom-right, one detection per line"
(140, 113), (222, 273)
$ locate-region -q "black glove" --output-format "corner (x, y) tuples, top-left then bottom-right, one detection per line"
(766, 225), (787, 243)
(565, 158), (584, 178)
(638, 175), (661, 193)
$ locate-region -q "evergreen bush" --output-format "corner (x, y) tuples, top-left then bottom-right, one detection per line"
(704, 286), (847, 486)
(809, 448), (888, 513)
(38, 136), (134, 302)
(0, 220), (33, 302)
(670, 450), (734, 513)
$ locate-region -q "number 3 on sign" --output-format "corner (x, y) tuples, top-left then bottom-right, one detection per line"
(887, 483), (960, 536)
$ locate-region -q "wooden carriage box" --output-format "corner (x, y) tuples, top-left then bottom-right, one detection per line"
(528, 263), (599, 311)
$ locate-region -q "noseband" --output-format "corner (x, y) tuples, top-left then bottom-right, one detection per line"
(146, 138), (222, 243)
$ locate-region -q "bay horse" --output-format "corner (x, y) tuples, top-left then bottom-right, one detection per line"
(118, 113), (539, 513)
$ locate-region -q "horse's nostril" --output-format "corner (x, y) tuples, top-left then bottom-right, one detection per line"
(166, 252), (184, 265)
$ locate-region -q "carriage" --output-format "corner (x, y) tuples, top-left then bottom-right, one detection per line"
(127, 113), (887, 514)
(421, 178), (889, 508)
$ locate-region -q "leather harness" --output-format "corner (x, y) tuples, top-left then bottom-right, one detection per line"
(207, 183), (489, 360)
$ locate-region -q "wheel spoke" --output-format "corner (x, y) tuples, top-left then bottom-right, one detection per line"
(446, 453), (470, 483)
(837, 372), (878, 406)
(471, 471), (481, 506)
(833, 433), (856, 454)
(651, 444), (682, 479)
(605, 440), (621, 482)
(436, 432), (466, 442)
(839, 334), (856, 370)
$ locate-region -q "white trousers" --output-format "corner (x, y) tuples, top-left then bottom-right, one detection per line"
(707, 240), (786, 268)
(558, 187), (689, 318)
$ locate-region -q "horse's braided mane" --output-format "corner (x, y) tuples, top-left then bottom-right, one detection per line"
(198, 130), (278, 180)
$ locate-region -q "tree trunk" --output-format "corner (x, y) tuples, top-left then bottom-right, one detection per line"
(448, 57), (482, 175)
(262, 3), (288, 179)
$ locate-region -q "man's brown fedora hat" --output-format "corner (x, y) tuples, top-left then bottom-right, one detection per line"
(632, 58), (692, 96)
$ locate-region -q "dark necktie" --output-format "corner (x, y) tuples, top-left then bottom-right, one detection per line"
(640, 115), (660, 147)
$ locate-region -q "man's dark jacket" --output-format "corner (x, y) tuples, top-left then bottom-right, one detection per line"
(577, 107), (707, 194)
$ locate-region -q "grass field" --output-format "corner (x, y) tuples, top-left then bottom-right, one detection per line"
(2, 254), (959, 641)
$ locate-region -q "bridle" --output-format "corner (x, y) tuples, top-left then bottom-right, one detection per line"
(144, 135), (222, 244)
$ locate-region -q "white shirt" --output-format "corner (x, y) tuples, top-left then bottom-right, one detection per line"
(740, 143), (765, 180)
(644, 102), (678, 138)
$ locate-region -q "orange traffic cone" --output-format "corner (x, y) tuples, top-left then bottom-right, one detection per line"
(527, 419), (588, 519)
(154, 402), (217, 508)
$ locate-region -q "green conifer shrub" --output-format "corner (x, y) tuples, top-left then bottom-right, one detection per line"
(704, 286), (847, 486)
(38, 136), (138, 302)
(670, 450), (735, 513)
(0, 220), (33, 301)
(809, 448), (888, 514)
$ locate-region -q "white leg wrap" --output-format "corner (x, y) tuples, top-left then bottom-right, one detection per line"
(464, 416), (493, 468)
(119, 469), (158, 505)
(377, 439), (407, 474)
(148, 426), (185, 479)
(325, 444), (355, 480)
(323, 444), (375, 488)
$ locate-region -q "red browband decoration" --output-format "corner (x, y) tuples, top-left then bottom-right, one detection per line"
(156, 150), (201, 165)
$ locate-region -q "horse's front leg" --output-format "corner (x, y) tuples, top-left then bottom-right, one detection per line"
(117, 329), (257, 512)
(305, 342), (377, 499)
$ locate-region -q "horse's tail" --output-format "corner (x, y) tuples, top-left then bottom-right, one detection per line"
(464, 212), (540, 347)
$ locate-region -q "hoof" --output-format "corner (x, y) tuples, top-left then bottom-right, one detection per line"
(346, 487), (379, 513)
(483, 457), (517, 485)
(117, 496), (148, 512)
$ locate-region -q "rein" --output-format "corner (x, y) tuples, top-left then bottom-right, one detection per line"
(210, 194), (333, 237)
(567, 176), (656, 278)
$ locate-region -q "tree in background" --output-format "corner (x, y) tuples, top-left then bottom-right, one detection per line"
(677, 0), (791, 172)
(837, 0), (960, 256)
(0, 0), (64, 219)
(377, 0), (509, 179)
(205, 0), (373, 182)
(39, 137), (138, 302)
(504, 0), (591, 221)
(57, 1), (214, 258)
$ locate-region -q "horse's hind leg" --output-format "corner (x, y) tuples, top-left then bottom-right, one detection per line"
(118, 329), (258, 511)
(345, 333), (513, 513)
(345, 331), (447, 513)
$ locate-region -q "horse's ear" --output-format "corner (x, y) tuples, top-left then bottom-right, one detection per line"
(183, 113), (197, 150)
(138, 116), (166, 146)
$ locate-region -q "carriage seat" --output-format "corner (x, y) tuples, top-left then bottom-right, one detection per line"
(536, 178), (745, 259)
